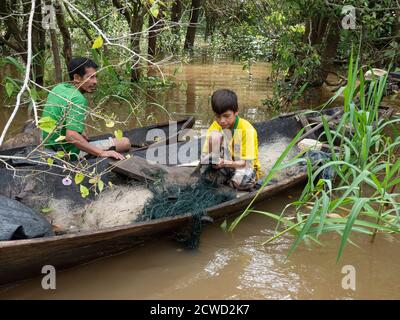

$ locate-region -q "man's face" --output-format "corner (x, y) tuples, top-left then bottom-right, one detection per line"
(74, 67), (97, 93)
(214, 110), (238, 129)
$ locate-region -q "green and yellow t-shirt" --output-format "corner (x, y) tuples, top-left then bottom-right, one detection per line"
(41, 83), (88, 156)
(203, 116), (261, 178)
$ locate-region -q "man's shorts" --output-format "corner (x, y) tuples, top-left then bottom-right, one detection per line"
(79, 137), (115, 158)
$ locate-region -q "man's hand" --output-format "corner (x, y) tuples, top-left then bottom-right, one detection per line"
(99, 150), (125, 160)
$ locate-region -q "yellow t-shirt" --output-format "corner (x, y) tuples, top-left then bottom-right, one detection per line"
(203, 117), (261, 178)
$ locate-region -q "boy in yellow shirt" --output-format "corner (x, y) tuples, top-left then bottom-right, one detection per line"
(202, 89), (260, 190)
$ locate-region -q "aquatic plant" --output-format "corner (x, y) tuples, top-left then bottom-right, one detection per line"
(230, 51), (400, 261)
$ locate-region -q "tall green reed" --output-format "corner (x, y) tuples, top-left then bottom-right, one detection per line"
(230, 52), (400, 261)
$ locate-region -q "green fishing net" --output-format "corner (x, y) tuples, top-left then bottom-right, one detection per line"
(136, 180), (236, 248)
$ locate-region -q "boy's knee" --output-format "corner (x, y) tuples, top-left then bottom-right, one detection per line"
(114, 137), (131, 152)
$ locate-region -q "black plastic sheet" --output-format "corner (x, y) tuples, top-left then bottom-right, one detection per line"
(0, 195), (54, 241)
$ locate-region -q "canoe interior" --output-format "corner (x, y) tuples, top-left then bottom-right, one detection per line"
(0, 117), (195, 209)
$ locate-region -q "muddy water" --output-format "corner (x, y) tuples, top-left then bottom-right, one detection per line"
(1, 61), (400, 299)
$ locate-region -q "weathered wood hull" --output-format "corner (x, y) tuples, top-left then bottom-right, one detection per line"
(0, 173), (307, 286)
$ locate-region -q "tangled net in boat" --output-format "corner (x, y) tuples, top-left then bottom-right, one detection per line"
(136, 180), (236, 249)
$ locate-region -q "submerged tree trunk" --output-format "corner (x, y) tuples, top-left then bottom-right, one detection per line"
(184, 0), (202, 52)
(131, 10), (145, 82)
(148, 13), (160, 59)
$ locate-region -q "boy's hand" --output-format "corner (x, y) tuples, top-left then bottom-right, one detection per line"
(214, 158), (225, 169)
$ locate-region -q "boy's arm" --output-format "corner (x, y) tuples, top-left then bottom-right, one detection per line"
(215, 159), (254, 169)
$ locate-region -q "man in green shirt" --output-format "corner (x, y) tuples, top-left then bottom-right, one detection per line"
(41, 57), (130, 160)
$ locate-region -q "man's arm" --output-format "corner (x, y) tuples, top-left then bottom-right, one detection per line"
(66, 129), (125, 160)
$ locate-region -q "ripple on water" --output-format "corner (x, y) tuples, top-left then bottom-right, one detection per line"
(235, 234), (304, 299)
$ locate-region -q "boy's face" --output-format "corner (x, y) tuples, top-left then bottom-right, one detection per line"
(74, 67), (97, 93)
(214, 110), (238, 129)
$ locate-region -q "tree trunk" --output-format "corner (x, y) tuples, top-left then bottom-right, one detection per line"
(171, 0), (182, 33)
(184, 0), (202, 52)
(50, 30), (62, 82)
(32, 0), (46, 86)
(44, 0), (62, 82)
(0, 0), (26, 58)
(112, 0), (145, 82)
(130, 12), (145, 82)
(64, 2), (93, 43)
(318, 19), (341, 84)
(303, 16), (329, 46)
(54, 0), (72, 67)
(148, 13), (160, 59)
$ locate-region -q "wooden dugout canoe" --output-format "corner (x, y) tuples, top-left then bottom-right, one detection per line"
(0, 106), (393, 286)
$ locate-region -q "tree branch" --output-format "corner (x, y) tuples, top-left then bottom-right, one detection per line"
(0, 0), (36, 147)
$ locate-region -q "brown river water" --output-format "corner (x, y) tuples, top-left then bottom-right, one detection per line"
(0, 60), (399, 299)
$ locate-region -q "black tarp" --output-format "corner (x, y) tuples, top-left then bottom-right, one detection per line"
(0, 195), (54, 240)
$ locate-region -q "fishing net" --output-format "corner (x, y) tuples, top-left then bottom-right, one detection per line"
(136, 179), (236, 248)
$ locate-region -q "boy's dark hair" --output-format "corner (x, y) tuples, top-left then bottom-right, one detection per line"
(67, 57), (98, 80)
(211, 89), (238, 114)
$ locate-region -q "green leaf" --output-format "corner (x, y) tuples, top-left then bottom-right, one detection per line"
(5, 82), (13, 97)
(55, 135), (66, 142)
(80, 185), (90, 198)
(92, 36), (103, 49)
(30, 87), (38, 101)
(105, 119), (115, 128)
(89, 176), (99, 184)
(98, 179), (104, 192)
(114, 129), (123, 139)
(150, 4), (159, 17)
(55, 151), (65, 158)
(75, 173), (85, 185)
(41, 207), (52, 214)
(337, 198), (369, 262)
(47, 158), (54, 166)
(38, 116), (57, 133)
(287, 198), (321, 259)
